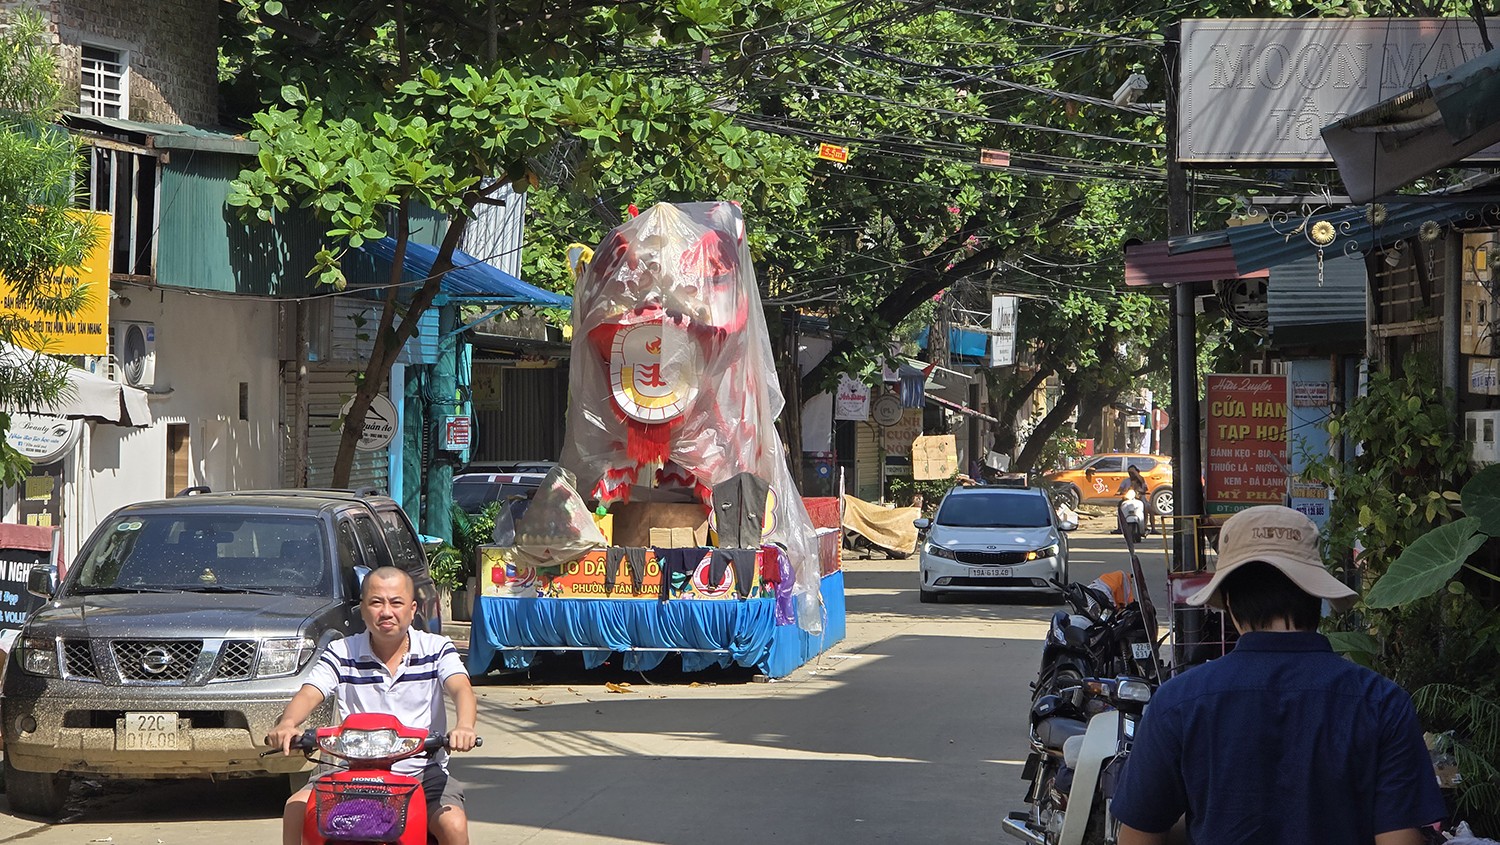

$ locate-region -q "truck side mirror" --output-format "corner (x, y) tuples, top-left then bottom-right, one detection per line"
(26, 564), (57, 599)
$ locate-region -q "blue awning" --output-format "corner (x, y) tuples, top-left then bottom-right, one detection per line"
(361, 237), (572, 308)
(915, 327), (989, 360)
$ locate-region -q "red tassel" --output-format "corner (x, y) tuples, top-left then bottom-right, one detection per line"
(626, 419), (677, 466)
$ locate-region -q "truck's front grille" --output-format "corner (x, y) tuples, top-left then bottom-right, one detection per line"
(215, 640), (258, 680)
(112, 640), (203, 681)
(62, 639), (98, 680)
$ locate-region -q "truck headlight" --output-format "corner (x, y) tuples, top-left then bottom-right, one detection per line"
(18, 636), (59, 677)
(257, 637), (316, 677)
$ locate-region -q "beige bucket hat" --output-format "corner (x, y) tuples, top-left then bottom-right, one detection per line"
(1187, 505), (1358, 612)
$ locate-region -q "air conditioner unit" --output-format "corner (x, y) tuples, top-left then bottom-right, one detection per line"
(111, 321), (157, 388)
(1466, 410), (1500, 466)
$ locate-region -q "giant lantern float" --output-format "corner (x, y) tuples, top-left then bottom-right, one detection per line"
(467, 202), (846, 677)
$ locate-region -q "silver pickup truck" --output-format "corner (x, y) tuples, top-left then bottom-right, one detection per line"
(1, 489), (440, 817)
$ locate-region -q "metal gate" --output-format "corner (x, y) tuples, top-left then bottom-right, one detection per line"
(282, 366), (390, 493)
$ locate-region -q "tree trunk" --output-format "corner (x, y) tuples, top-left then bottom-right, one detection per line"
(330, 205), (471, 488)
(1013, 379), (1082, 472)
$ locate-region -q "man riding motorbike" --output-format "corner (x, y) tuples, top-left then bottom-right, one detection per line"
(267, 567), (479, 845)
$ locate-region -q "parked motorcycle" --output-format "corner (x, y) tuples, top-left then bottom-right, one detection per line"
(1004, 674), (1154, 845)
(264, 713), (482, 845)
(1117, 492), (1145, 547)
(1033, 559), (1165, 701)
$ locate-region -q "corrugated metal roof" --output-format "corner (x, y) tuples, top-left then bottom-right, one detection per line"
(155, 152), (324, 296)
(1124, 239), (1268, 287)
(66, 113), (257, 155)
(1224, 201), (1475, 274)
(361, 238), (572, 308)
(1266, 254), (1367, 330)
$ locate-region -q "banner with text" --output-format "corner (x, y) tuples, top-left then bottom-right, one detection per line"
(0, 211), (112, 355)
(990, 295), (1017, 367)
(1206, 374), (1288, 515)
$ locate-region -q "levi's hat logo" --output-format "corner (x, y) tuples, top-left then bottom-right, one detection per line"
(1251, 526), (1303, 542)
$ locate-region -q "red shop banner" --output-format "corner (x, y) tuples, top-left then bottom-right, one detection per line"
(1205, 374), (1288, 515)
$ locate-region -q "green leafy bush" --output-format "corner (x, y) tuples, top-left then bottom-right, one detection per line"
(427, 502), (502, 590)
(1302, 366), (1500, 825)
(888, 475), (956, 517)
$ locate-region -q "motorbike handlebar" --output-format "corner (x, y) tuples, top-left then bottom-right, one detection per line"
(423, 734), (484, 752)
(260, 731), (483, 758)
(259, 729), (318, 757)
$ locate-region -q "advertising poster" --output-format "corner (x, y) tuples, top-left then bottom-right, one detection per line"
(834, 375), (871, 421)
(0, 211), (111, 355)
(1287, 361), (1335, 529)
(1205, 374), (1288, 515)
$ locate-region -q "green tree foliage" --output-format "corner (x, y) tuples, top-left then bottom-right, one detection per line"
(0, 6), (101, 485)
(1304, 367), (1500, 824)
(223, 0), (808, 486)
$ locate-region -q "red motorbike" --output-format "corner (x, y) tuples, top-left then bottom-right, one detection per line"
(266, 713), (482, 845)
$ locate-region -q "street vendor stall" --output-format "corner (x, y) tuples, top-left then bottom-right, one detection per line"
(466, 202), (845, 678)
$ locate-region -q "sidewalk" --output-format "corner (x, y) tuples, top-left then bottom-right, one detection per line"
(444, 619), (470, 651)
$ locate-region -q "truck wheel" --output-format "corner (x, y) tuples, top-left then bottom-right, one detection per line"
(4, 759), (69, 818)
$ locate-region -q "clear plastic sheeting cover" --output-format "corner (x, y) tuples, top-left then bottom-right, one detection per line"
(510, 466), (607, 570)
(562, 202), (824, 634)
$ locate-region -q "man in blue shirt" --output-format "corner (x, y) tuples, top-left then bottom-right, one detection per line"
(1112, 505), (1445, 845)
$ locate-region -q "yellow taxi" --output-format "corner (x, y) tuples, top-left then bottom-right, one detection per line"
(1043, 453), (1173, 514)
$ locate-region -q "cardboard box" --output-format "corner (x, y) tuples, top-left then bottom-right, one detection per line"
(612, 502), (709, 547)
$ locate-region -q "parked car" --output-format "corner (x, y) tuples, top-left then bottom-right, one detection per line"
(452, 470), (548, 515)
(1, 488), (438, 817)
(1042, 452), (1174, 515)
(915, 484), (1070, 603)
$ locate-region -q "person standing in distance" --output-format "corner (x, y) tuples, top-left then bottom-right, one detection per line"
(268, 566), (479, 845)
(1112, 505), (1445, 845)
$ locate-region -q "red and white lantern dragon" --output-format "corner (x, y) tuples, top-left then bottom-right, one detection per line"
(562, 202), (824, 631)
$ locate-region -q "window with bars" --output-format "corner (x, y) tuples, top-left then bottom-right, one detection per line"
(79, 45), (128, 119)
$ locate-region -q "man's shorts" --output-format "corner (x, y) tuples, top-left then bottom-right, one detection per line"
(310, 762), (466, 815)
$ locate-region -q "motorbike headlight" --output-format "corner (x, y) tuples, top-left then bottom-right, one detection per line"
(1025, 544), (1060, 561)
(1116, 679), (1153, 703)
(924, 543), (956, 560)
(257, 637), (316, 677)
(18, 636), (60, 677)
(320, 728), (423, 761)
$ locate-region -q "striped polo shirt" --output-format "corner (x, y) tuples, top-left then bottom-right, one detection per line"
(305, 629), (467, 775)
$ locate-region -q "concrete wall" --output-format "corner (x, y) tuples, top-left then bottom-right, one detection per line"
(79, 289), (283, 554)
(5, 0), (219, 126)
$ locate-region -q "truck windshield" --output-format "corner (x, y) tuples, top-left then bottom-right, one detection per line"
(71, 514), (330, 597)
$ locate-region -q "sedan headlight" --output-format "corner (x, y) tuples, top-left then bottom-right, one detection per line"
(1025, 544), (1060, 561)
(18, 636), (59, 677)
(257, 636), (316, 677)
(924, 543), (956, 560)
(320, 728), (423, 761)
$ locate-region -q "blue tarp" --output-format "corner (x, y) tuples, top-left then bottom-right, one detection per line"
(467, 570), (846, 678)
(361, 237), (573, 307)
(915, 327), (989, 359)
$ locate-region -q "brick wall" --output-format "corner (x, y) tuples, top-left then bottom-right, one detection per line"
(7, 0), (219, 127)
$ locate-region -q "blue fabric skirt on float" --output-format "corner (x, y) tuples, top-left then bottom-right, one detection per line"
(466, 570), (846, 678)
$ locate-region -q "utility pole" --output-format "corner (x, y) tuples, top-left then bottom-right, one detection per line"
(1165, 24), (1207, 665)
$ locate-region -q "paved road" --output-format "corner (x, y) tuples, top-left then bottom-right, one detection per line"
(0, 518), (1160, 844)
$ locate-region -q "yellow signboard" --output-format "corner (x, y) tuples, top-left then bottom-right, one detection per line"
(0, 211), (112, 355)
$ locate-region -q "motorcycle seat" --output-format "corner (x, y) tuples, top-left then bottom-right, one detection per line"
(1036, 716), (1088, 751)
